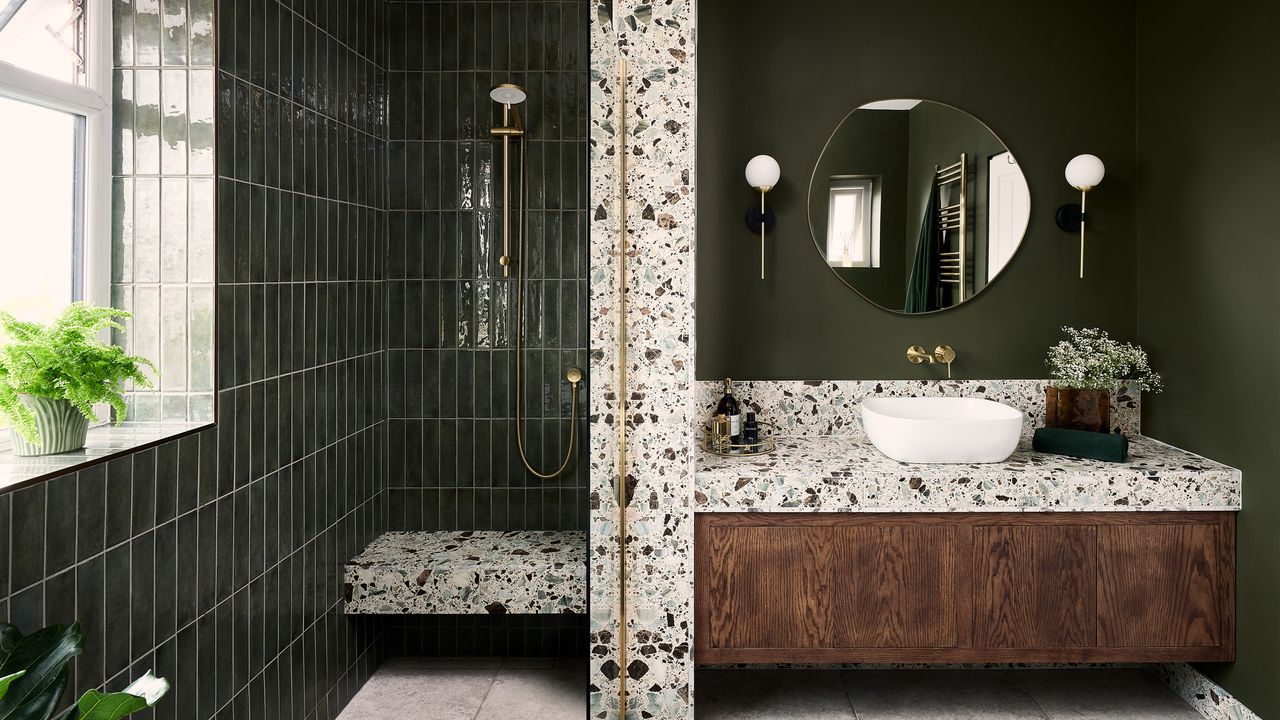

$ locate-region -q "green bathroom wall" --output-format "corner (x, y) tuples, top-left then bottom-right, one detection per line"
(1135, 2), (1280, 716)
(697, 0), (1139, 380)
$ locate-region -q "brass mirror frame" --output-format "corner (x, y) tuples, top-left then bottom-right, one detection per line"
(806, 98), (1031, 315)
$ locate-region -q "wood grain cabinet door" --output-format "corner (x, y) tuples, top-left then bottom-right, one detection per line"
(696, 515), (963, 658)
(699, 525), (834, 650)
(974, 526), (1098, 649)
(1097, 520), (1233, 653)
(829, 525), (962, 649)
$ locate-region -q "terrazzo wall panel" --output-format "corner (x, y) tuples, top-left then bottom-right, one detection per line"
(3, 2), (390, 720)
(588, 2), (699, 718)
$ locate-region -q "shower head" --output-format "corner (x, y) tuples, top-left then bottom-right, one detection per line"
(490, 83), (527, 106)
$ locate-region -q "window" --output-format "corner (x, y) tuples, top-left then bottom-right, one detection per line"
(0, 0), (110, 439)
(826, 176), (881, 268)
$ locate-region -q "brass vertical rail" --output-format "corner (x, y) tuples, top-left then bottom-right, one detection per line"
(615, 56), (630, 720)
(500, 105), (512, 277)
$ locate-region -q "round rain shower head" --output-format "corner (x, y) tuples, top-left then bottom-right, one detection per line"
(490, 83), (527, 105)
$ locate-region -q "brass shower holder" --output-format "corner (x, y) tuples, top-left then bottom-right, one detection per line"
(700, 420), (778, 457)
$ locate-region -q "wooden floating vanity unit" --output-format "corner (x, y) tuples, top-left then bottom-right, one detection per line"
(693, 435), (1242, 665)
(696, 511), (1233, 663)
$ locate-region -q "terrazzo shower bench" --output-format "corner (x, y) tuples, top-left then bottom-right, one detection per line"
(343, 530), (586, 615)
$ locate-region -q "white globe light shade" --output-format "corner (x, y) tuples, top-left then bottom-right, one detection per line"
(1064, 154), (1105, 191)
(745, 155), (781, 190)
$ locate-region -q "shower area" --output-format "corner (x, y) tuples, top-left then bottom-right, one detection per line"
(344, 0), (592, 713)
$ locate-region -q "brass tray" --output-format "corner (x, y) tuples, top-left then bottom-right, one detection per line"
(700, 420), (777, 457)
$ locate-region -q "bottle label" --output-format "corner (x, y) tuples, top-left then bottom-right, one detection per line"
(729, 414), (742, 437)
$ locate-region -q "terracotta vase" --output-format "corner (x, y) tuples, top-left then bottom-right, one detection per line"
(1045, 387), (1111, 433)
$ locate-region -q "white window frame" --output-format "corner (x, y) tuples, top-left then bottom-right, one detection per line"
(826, 176), (881, 269)
(0, 0), (112, 450)
(0, 0), (112, 309)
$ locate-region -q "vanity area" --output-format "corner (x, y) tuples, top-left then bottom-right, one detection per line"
(691, 381), (1241, 666)
(688, 87), (1247, 672)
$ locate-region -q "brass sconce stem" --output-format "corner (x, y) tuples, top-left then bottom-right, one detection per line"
(1079, 190), (1087, 279)
(760, 190), (766, 280)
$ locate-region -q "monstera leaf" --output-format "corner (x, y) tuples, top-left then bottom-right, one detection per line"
(0, 623), (82, 720)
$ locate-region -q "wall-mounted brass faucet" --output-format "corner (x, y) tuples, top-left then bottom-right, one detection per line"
(906, 344), (957, 378)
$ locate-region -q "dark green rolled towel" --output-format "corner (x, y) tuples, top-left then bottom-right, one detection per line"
(1033, 428), (1129, 463)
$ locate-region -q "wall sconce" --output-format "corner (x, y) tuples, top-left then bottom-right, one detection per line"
(744, 155), (780, 280)
(1055, 154), (1105, 279)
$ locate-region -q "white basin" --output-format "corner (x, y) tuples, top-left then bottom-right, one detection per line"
(860, 397), (1023, 464)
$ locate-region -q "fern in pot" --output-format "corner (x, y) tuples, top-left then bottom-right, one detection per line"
(0, 303), (155, 456)
(1045, 326), (1162, 433)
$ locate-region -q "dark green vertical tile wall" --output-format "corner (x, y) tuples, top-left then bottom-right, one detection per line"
(3, 2), (390, 720)
(384, 0), (589, 534)
(1136, 2), (1280, 716)
(378, 0), (589, 659)
(697, 0), (1139, 380)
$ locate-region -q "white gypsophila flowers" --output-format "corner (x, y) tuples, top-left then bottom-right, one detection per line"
(1046, 327), (1163, 392)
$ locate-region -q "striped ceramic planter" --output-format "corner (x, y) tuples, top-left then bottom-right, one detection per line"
(9, 395), (90, 456)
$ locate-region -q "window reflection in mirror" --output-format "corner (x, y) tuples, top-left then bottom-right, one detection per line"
(808, 99), (1030, 314)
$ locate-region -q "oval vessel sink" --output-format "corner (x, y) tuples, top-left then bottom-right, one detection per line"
(860, 397), (1023, 464)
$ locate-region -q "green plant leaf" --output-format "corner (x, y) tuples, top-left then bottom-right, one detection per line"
(0, 623), (83, 720)
(0, 672), (24, 702)
(65, 691), (147, 720)
(58, 671), (168, 720)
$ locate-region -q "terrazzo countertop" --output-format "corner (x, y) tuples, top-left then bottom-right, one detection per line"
(694, 435), (1241, 513)
(344, 530), (586, 615)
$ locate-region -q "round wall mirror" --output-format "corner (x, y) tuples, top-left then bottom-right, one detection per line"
(807, 99), (1030, 314)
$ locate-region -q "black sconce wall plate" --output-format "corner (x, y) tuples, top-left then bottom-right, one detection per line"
(1056, 203), (1084, 232)
(745, 205), (776, 233)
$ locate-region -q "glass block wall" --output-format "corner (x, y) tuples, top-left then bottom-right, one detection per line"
(111, 0), (217, 422)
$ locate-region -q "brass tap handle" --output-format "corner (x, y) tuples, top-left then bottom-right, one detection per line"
(934, 345), (956, 379)
(906, 345), (934, 364)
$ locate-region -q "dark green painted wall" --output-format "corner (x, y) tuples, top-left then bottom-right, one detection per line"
(697, 0), (1138, 380)
(1135, 2), (1280, 716)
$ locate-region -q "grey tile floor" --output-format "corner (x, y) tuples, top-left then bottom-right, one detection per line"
(337, 658), (585, 720)
(338, 663), (1202, 720)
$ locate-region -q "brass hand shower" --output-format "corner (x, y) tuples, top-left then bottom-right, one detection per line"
(490, 83), (583, 479)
